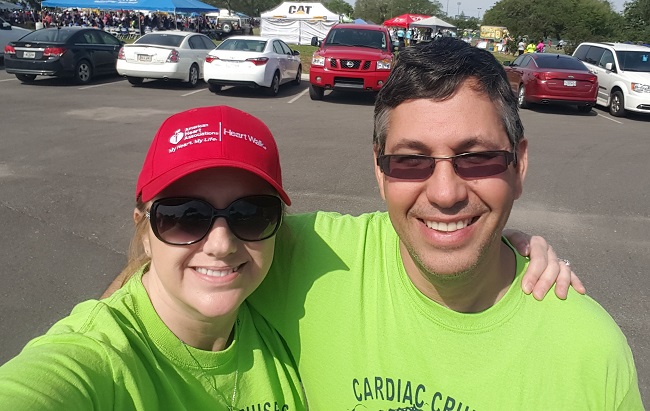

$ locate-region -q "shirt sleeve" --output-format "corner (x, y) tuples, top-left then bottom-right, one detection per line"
(0, 334), (116, 410)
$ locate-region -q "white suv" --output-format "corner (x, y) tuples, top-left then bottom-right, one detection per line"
(573, 42), (650, 117)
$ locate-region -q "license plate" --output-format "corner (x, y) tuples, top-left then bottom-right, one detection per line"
(23, 51), (36, 58)
(564, 80), (576, 87)
(138, 54), (152, 62)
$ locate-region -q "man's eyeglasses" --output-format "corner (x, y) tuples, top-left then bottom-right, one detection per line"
(377, 150), (517, 180)
(146, 195), (282, 245)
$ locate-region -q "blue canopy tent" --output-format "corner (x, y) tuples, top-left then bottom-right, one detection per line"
(41, 0), (218, 13)
(353, 18), (367, 24)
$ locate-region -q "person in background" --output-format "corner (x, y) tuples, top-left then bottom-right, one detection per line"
(525, 41), (536, 53)
(0, 106), (306, 410)
(536, 39), (545, 52)
(248, 38), (641, 409)
(517, 38), (525, 55)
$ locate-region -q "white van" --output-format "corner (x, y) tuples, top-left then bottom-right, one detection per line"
(573, 42), (650, 117)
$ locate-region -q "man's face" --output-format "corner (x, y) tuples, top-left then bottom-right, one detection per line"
(374, 82), (528, 282)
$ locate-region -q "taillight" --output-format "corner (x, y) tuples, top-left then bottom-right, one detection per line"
(205, 55), (219, 63)
(166, 50), (179, 63)
(43, 47), (66, 57)
(4, 45), (16, 55)
(117, 46), (125, 60)
(533, 72), (548, 80)
(246, 57), (268, 66)
(589, 75), (597, 83)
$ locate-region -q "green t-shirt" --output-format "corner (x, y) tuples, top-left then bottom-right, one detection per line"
(0, 268), (306, 410)
(251, 211), (643, 410)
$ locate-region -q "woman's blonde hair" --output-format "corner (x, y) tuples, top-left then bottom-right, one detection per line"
(116, 199), (151, 287)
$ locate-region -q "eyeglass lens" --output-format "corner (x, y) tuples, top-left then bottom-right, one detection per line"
(151, 196), (282, 244)
(378, 151), (514, 180)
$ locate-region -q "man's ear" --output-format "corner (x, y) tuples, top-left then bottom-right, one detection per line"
(134, 208), (151, 256)
(514, 138), (528, 200)
(373, 146), (387, 201)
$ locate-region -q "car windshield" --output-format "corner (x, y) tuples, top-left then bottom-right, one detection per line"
(135, 34), (184, 47)
(325, 28), (387, 50)
(217, 38), (266, 52)
(615, 51), (650, 72)
(19, 29), (75, 43)
(536, 56), (588, 71)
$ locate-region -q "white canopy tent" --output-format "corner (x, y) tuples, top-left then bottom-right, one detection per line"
(260, 2), (339, 45)
(410, 16), (456, 31)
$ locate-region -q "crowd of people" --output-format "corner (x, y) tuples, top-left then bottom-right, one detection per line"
(1, 8), (231, 34)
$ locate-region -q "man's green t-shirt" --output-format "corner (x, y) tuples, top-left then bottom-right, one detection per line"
(251, 211), (643, 410)
(0, 268), (306, 410)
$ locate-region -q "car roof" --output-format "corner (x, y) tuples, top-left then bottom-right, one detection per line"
(223, 36), (270, 41)
(141, 30), (199, 37)
(332, 23), (386, 31)
(581, 42), (650, 52)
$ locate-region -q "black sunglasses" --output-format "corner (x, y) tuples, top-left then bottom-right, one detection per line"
(377, 150), (517, 180)
(146, 195), (282, 245)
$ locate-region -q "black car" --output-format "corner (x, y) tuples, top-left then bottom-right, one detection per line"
(4, 27), (124, 84)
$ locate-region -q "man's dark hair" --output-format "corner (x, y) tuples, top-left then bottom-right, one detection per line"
(373, 37), (524, 154)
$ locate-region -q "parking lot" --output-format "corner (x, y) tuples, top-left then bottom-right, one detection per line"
(1, 68), (649, 404)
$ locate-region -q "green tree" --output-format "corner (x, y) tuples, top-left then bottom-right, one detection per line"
(482, 0), (623, 50)
(622, 0), (650, 41)
(325, 0), (354, 17)
(354, 0), (443, 25)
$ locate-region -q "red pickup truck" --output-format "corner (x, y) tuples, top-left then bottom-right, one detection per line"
(309, 23), (395, 100)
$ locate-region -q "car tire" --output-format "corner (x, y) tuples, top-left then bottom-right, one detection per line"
(127, 76), (144, 86)
(15, 74), (36, 83)
(222, 23), (232, 33)
(517, 84), (529, 109)
(609, 90), (625, 117)
(74, 59), (93, 84)
(187, 64), (199, 88)
(208, 83), (222, 93)
(266, 71), (280, 96)
(293, 65), (302, 86)
(577, 105), (592, 113)
(309, 84), (324, 100)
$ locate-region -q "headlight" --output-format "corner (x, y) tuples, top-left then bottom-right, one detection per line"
(631, 83), (650, 93)
(312, 55), (325, 66)
(376, 59), (392, 70)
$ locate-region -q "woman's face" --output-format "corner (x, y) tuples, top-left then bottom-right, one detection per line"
(140, 168), (278, 321)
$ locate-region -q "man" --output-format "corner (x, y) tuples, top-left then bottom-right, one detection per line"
(252, 38), (642, 409)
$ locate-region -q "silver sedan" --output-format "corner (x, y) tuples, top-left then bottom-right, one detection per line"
(116, 31), (216, 88)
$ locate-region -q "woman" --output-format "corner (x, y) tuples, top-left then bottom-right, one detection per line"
(0, 106), (305, 410)
(0, 106), (580, 410)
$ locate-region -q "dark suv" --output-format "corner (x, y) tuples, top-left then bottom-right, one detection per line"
(308, 24), (394, 100)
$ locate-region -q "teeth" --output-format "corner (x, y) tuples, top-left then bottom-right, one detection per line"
(425, 219), (472, 232)
(195, 267), (236, 277)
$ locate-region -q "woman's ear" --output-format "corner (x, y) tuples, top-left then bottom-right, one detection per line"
(134, 208), (151, 257)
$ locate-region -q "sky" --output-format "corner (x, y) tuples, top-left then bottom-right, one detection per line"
(447, 0), (626, 18)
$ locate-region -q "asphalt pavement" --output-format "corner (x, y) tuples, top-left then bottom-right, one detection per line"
(0, 68), (648, 405)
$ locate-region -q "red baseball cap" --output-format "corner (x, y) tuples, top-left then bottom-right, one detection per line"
(136, 106), (290, 205)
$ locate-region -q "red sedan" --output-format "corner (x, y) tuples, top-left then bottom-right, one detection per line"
(503, 53), (598, 113)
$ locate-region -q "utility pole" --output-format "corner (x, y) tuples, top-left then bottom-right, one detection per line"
(477, 7), (482, 19)
(457, 2), (461, 17)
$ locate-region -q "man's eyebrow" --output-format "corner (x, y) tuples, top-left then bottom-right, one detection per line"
(387, 137), (505, 153)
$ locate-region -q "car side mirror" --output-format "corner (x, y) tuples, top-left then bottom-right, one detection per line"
(503, 61), (511, 66)
(310, 36), (319, 47)
(292, 50), (300, 56)
(2, 22), (11, 30)
(605, 62), (614, 71)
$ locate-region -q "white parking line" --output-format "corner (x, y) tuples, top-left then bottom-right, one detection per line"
(78, 83), (116, 90)
(182, 89), (206, 97)
(0, 78), (17, 82)
(596, 113), (623, 124)
(288, 88), (308, 104)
